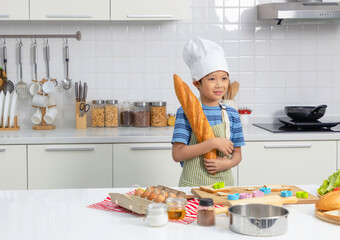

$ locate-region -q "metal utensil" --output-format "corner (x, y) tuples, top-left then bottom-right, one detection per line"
(79, 81), (83, 102)
(16, 39), (28, 99)
(44, 39), (58, 87)
(75, 81), (79, 102)
(83, 82), (87, 102)
(285, 105), (327, 122)
(0, 39), (14, 93)
(33, 39), (38, 81)
(79, 102), (90, 117)
(62, 39), (72, 90)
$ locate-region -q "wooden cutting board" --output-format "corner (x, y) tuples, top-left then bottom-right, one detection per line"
(315, 209), (340, 225)
(191, 185), (318, 205)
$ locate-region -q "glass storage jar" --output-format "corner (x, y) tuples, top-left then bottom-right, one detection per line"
(145, 203), (168, 227)
(120, 101), (134, 127)
(167, 113), (176, 126)
(134, 101), (150, 127)
(91, 100), (105, 127)
(150, 101), (167, 127)
(197, 198), (215, 226)
(165, 197), (186, 220)
(105, 100), (118, 127)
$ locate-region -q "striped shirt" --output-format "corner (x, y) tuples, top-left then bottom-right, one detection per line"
(171, 104), (245, 147)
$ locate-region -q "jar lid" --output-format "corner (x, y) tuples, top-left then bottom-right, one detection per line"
(147, 203), (167, 213)
(151, 101), (167, 107)
(199, 198), (214, 207)
(92, 100), (105, 104)
(134, 101), (150, 107)
(106, 100), (118, 104)
(168, 113), (176, 117)
(165, 197), (186, 206)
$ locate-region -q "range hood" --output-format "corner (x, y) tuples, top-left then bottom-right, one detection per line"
(257, 1), (340, 25)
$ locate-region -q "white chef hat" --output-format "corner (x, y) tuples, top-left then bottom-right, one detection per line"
(183, 37), (229, 81)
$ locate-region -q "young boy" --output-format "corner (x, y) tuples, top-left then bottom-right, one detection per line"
(171, 37), (245, 187)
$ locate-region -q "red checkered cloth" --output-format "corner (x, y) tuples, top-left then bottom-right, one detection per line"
(87, 190), (224, 225)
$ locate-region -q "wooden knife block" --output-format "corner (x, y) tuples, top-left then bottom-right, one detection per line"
(76, 101), (87, 129)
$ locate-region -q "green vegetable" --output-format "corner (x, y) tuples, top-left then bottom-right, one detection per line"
(213, 182), (225, 189)
(317, 170), (340, 196)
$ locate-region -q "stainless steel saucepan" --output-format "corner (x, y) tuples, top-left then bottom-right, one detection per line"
(228, 204), (289, 237)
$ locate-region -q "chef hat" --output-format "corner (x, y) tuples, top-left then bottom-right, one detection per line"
(183, 37), (229, 81)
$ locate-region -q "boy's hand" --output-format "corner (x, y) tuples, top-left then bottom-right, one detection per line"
(211, 137), (234, 157)
(203, 157), (233, 174)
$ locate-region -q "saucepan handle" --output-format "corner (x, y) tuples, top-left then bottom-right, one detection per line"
(310, 105), (327, 114)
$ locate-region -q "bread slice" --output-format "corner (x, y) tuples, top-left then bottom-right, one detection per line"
(200, 185), (231, 194)
(264, 184), (291, 192)
(315, 191), (340, 211)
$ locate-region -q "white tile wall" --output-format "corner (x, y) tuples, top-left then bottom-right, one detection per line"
(1, 0), (340, 127)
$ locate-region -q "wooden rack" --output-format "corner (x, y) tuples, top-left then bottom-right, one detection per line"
(0, 116), (20, 131)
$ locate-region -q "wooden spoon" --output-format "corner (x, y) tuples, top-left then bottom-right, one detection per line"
(230, 81), (240, 100)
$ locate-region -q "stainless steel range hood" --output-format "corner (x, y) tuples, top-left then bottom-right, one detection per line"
(257, 1), (340, 25)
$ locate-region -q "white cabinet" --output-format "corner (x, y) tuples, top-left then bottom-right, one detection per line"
(30, 0), (110, 20)
(0, 145), (27, 190)
(239, 141), (336, 185)
(111, 0), (189, 20)
(113, 143), (182, 187)
(28, 144), (112, 189)
(0, 0), (29, 20)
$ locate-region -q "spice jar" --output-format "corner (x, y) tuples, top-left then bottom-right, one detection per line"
(150, 101), (167, 127)
(145, 203), (168, 227)
(105, 100), (118, 127)
(167, 113), (176, 126)
(197, 198), (215, 226)
(134, 101), (150, 127)
(91, 100), (105, 127)
(120, 101), (134, 127)
(165, 197), (186, 220)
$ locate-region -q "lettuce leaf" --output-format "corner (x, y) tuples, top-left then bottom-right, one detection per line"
(318, 170), (340, 196)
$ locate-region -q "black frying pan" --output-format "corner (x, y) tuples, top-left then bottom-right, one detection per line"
(285, 105), (327, 122)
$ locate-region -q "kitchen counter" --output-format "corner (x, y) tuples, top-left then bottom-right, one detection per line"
(0, 185), (337, 240)
(2, 124), (340, 145)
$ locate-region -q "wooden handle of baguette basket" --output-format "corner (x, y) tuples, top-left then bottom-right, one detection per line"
(173, 74), (217, 172)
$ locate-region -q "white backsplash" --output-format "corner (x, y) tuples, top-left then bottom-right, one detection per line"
(1, 0), (340, 127)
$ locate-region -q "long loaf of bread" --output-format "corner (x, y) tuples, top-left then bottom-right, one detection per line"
(173, 74), (216, 160)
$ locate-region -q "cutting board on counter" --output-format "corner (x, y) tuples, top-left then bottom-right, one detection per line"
(191, 185), (318, 205)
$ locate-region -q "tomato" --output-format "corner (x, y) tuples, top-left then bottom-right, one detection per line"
(333, 187), (340, 191)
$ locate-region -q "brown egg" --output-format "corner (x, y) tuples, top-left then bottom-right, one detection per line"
(149, 186), (154, 192)
(147, 190), (159, 201)
(141, 187), (152, 198)
(168, 193), (177, 198)
(134, 188), (144, 196)
(155, 193), (165, 203)
(163, 191), (169, 198)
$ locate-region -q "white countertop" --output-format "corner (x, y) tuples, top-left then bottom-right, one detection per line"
(0, 185), (337, 240)
(2, 124), (340, 145)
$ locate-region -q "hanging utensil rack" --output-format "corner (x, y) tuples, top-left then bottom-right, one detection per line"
(0, 30), (81, 41)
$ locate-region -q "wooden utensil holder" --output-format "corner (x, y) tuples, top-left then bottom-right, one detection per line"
(0, 116), (20, 131)
(76, 101), (87, 129)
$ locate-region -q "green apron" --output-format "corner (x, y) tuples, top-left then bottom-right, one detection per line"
(179, 121), (234, 187)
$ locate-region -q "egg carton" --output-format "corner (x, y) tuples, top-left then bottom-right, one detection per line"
(109, 185), (186, 215)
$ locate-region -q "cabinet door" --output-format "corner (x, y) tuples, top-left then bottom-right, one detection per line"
(0, 0), (29, 20)
(30, 0), (110, 20)
(111, 0), (189, 20)
(113, 143), (183, 187)
(28, 144), (112, 189)
(0, 145), (27, 190)
(239, 141), (336, 185)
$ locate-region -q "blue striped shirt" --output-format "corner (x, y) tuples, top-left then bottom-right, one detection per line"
(171, 104), (245, 147)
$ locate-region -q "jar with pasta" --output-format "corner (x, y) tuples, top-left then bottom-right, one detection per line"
(105, 100), (118, 127)
(150, 102), (167, 127)
(91, 100), (105, 127)
(134, 101), (150, 127)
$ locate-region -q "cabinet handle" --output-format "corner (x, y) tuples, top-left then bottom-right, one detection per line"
(130, 145), (172, 150)
(127, 14), (173, 18)
(0, 148), (6, 152)
(45, 147), (95, 152)
(0, 14), (10, 18)
(46, 14), (93, 18)
(264, 144), (312, 149)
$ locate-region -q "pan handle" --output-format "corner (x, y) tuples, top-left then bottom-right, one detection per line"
(310, 105), (327, 114)
(215, 207), (229, 216)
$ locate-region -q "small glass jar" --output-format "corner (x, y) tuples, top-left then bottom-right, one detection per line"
(105, 100), (118, 127)
(165, 197), (186, 220)
(145, 203), (168, 227)
(120, 101), (134, 127)
(197, 198), (215, 226)
(150, 102), (167, 127)
(134, 101), (150, 127)
(91, 100), (105, 127)
(167, 113), (176, 126)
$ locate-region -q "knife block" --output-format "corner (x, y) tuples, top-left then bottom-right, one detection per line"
(76, 101), (87, 129)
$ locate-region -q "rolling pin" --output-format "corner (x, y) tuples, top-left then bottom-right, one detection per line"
(215, 195), (298, 215)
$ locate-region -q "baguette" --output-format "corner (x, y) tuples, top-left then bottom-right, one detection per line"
(200, 185), (231, 194)
(315, 191), (340, 211)
(173, 74), (216, 160)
